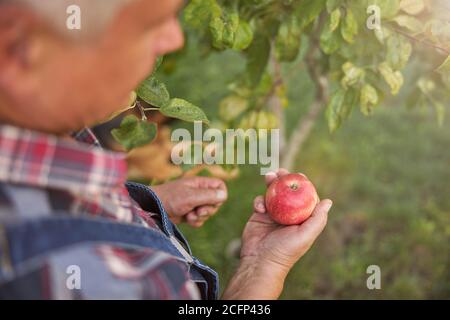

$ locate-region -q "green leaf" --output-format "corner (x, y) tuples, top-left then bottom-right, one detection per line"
(326, 0), (343, 13)
(153, 56), (164, 74)
(400, 0), (425, 15)
(111, 115), (157, 151)
(393, 15), (424, 34)
(107, 91), (137, 121)
(417, 78), (436, 95)
(184, 0), (221, 29)
(341, 62), (365, 89)
(233, 20), (254, 50)
(209, 7), (240, 49)
(256, 111), (278, 130)
(386, 34), (412, 69)
(329, 9), (341, 32)
(228, 81), (252, 98)
(374, 26), (392, 44)
(326, 89), (346, 132)
(160, 98), (209, 124)
(255, 72), (274, 96)
(246, 33), (271, 87)
(136, 77), (170, 107)
(426, 19), (450, 43)
(320, 26), (341, 54)
(360, 84), (379, 115)
(341, 8), (358, 43)
(238, 111), (278, 130)
(275, 15), (302, 62)
(365, 0), (400, 19)
(223, 11), (240, 48)
(210, 16), (225, 49)
(219, 95), (249, 122)
(342, 88), (359, 119)
(378, 62), (404, 95)
(295, 0), (327, 29)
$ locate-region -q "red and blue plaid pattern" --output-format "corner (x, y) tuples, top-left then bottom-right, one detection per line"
(0, 125), (200, 299)
(0, 125), (126, 193)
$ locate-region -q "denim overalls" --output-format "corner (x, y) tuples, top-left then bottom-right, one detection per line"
(0, 182), (219, 299)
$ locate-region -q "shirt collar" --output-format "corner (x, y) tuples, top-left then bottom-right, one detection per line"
(0, 125), (128, 194)
(71, 127), (102, 147)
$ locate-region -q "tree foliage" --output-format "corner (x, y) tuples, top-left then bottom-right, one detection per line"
(112, 0), (449, 151)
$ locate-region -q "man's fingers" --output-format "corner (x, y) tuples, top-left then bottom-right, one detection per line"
(265, 168), (290, 186)
(187, 210), (208, 228)
(196, 205), (218, 218)
(295, 199), (332, 243)
(277, 168), (290, 177)
(186, 211), (198, 224)
(185, 206), (219, 227)
(183, 176), (228, 206)
(253, 196), (266, 213)
(186, 176), (227, 191)
(265, 172), (277, 186)
(191, 221), (205, 228)
(186, 212), (205, 228)
(186, 187), (228, 207)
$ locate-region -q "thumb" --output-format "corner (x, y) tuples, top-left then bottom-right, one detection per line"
(186, 187), (228, 208)
(295, 199), (332, 245)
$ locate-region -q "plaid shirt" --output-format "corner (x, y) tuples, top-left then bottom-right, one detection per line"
(0, 124), (200, 299)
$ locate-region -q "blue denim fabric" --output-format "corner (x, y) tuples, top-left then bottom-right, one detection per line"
(0, 182), (219, 299)
(126, 182), (219, 299)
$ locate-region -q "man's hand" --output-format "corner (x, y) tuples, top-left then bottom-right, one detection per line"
(222, 169), (332, 300)
(152, 177), (228, 227)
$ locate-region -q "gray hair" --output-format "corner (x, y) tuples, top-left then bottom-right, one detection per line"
(0, 0), (132, 40)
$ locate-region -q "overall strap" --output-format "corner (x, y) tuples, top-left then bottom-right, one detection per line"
(3, 215), (188, 268)
(0, 182), (192, 273)
(125, 182), (175, 237)
(125, 182), (219, 299)
(0, 184), (52, 219)
(0, 182), (219, 299)
(2, 215), (219, 299)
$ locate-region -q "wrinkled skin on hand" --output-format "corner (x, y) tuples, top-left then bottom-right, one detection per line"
(222, 169), (332, 300)
(152, 176), (228, 228)
(241, 169), (332, 271)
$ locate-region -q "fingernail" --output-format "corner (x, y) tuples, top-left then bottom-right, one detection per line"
(187, 214), (198, 222)
(257, 202), (265, 210)
(324, 200), (333, 211)
(266, 172), (276, 178)
(199, 210), (208, 217)
(216, 190), (227, 201)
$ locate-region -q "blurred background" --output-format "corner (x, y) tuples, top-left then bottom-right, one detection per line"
(97, 33), (450, 300)
(160, 42), (449, 300)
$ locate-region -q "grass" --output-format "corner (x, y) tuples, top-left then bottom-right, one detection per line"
(160, 44), (450, 299)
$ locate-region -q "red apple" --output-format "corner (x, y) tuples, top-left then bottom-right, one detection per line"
(265, 173), (319, 225)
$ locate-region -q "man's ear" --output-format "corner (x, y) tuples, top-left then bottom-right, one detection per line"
(0, 5), (42, 75)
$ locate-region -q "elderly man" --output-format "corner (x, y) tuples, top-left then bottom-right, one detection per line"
(0, 0), (332, 299)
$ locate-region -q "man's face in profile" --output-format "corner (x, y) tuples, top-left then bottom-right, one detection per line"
(0, 0), (184, 133)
